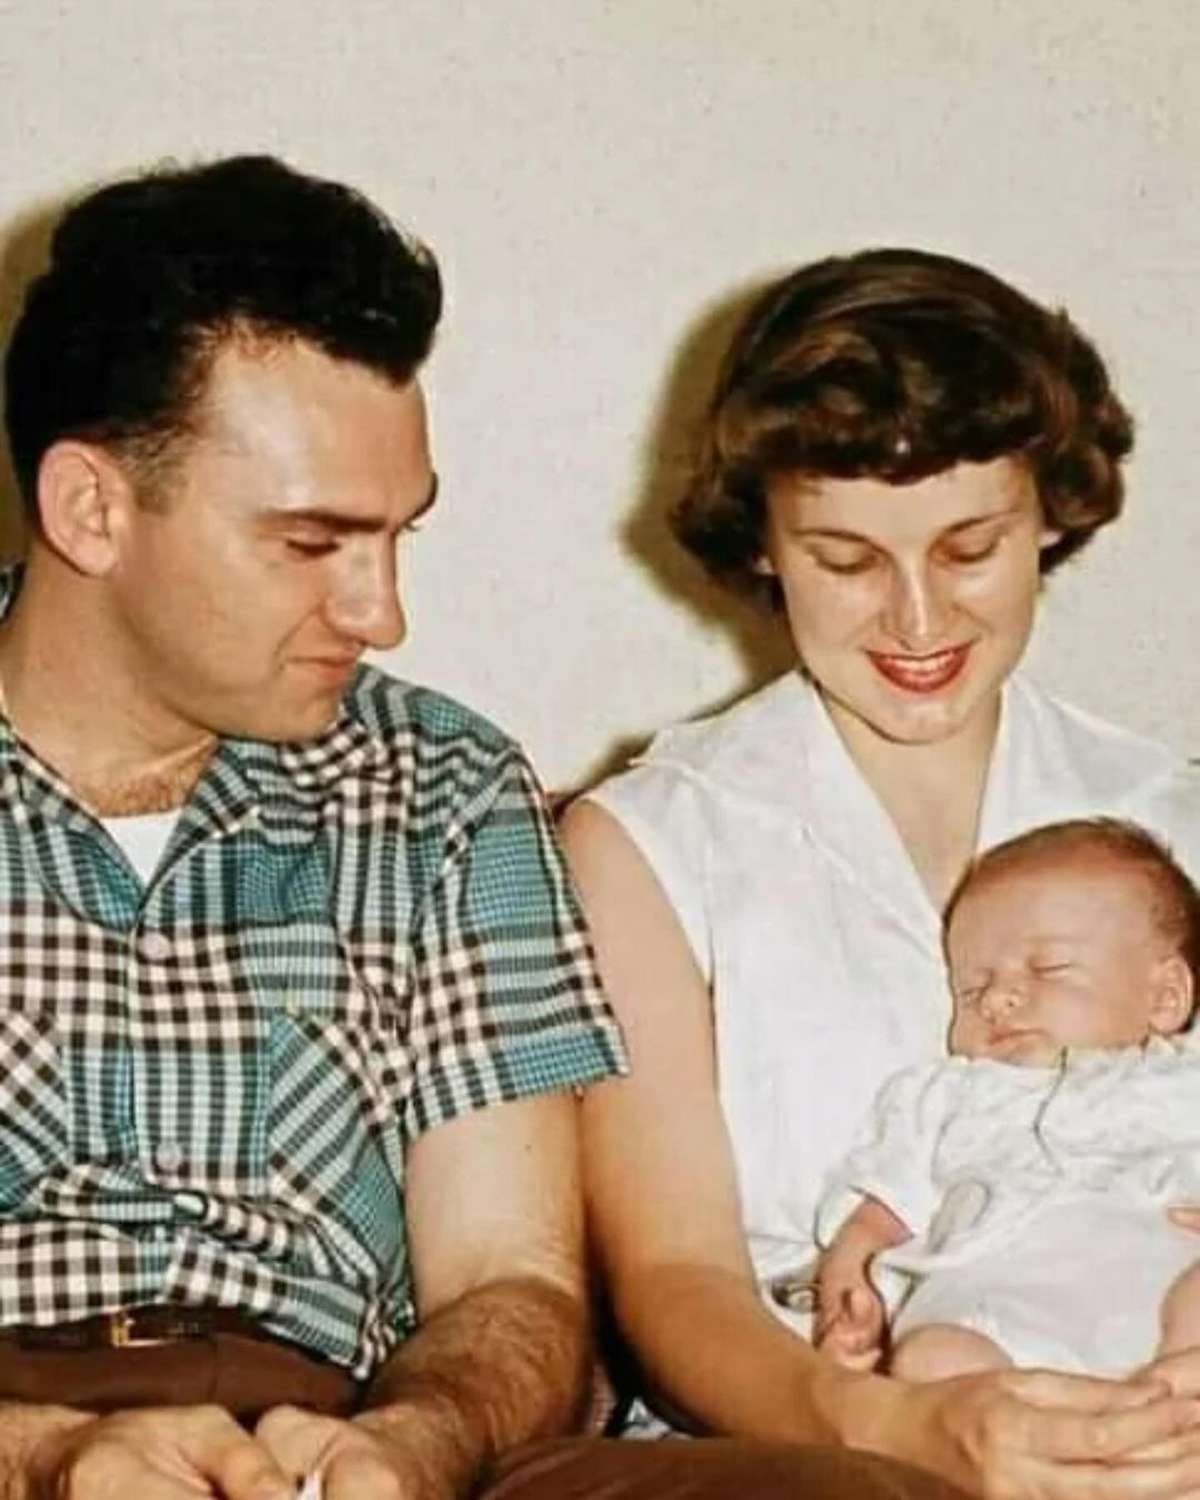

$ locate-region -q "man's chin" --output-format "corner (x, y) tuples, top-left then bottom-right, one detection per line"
(211, 695), (344, 745)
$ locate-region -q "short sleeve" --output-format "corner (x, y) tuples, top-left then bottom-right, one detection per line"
(402, 745), (628, 1139)
(816, 1062), (960, 1245)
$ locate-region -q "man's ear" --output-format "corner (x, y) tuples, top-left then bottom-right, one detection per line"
(36, 441), (136, 577)
(1148, 953), (1195, 1037)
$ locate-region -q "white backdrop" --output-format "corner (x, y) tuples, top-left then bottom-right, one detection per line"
(0, 0), (1195, 788)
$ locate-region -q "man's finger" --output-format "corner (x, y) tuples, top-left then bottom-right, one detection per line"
(177, 1414), (292, 1500)
(1168, 1207), (1200, 1231)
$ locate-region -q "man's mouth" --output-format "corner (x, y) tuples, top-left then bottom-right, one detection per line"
(300, 656), (360, 684)
(867, 645), (971, 694)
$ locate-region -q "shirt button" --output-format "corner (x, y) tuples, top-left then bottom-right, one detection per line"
(141, 932), (172, 961)
(155, 1140), (184, 1172)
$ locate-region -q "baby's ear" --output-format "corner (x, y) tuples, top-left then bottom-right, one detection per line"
(1148, 954), (1195, 1037)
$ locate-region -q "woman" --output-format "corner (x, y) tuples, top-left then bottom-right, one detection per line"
(562, 248), (1200, 1497)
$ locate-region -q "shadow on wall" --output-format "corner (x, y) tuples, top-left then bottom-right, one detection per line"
(567, 276), (797, 794)
(0, 196), (63, 561)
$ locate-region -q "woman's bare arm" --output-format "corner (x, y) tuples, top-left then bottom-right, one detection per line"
(561, 797), (849, 1439)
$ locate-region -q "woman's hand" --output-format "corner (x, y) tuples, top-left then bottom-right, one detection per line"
(865, 1366), (1200, 1498)
(1133, 1347), (1200, 1400)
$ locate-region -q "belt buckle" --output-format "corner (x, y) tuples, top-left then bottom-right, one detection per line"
(107, 1309), (167, 1348)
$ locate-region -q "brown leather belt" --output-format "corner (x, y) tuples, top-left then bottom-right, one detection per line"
(3, 1305), (277, 1351)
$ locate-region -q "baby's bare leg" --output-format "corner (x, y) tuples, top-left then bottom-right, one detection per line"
(891, 1323), (1012, 1382)
(1157, 1261), (1200, 1358)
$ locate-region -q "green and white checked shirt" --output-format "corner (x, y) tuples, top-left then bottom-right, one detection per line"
(0, 661), (626, 1376)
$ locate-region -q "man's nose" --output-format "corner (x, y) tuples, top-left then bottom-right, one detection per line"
(327, 549), (406, 650)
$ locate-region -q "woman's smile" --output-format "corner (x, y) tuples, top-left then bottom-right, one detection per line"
(866, 645), (972, 695)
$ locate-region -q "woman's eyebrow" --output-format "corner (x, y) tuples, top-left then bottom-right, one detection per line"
(941, 506), (1024, 535)
(790, 504), (1025, 544)
(792, 526), (876, 542)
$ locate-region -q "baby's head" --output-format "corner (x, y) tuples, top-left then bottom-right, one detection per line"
(944, 818), (1200, 1065)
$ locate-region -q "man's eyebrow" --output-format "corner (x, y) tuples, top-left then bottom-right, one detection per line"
(261, 473), (440, 536)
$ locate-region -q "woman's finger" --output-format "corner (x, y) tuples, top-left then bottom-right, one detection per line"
(1015, 1389), (1200, 1463)
(1040, 1450), (1200, 1500)
(1014, 1369), (1181, 1414)
(1137, 1348), (1200, 1399)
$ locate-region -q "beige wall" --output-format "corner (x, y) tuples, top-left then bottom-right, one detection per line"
(0, 0), (1195, 787)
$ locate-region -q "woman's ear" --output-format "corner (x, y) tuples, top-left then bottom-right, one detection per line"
(1148, 954), (1195, 1038)
(36, 441), (135, 576)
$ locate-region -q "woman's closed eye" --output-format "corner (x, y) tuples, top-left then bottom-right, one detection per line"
(938, 523), (1009, 566)
(942, 537), (1001, 566)
(805, 544), (879, 576)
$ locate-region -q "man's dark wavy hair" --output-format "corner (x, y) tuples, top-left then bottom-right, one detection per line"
(674, 248), (1134, 605)
(4, 154), (443, 512)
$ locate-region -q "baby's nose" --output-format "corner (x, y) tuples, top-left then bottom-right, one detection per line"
(979, 977), (1026, 1021)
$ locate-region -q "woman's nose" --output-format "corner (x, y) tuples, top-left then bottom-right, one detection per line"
(883, 563), (952, 646)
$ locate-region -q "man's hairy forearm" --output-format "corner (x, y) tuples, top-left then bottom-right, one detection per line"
(355, 1274), (590, 1500)
(0, 1403), (93, 1500)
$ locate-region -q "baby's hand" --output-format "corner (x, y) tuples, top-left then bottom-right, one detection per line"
(814, 1278), (886, 1372)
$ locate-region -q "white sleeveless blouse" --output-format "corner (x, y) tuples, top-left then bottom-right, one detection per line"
(587, 671), (1200, 1305)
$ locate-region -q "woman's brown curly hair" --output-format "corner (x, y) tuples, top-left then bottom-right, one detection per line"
(673, 248), (1134, 605)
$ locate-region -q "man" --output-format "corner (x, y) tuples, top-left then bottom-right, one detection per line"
(0, 156), (970, 1500)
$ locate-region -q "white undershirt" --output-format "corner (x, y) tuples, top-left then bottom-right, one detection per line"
(102, 811), (179, 883)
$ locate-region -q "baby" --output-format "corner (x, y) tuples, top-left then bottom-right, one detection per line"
(814, 817), (1200, 1381)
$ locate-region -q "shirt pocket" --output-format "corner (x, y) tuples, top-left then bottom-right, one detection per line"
(0, 1003), (69, 1210)
(252, 918), (407, 1283)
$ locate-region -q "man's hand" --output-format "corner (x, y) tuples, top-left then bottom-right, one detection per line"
(256, 1406), (421, 1500)
(257, 1404), (459, 1500)
(24, 1405), (292, 1500)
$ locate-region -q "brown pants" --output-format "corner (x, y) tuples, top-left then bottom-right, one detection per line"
(0, 1333), (359, 1424)
(0, 1338), (967, 1499)
(484, 1437), (971, 1499)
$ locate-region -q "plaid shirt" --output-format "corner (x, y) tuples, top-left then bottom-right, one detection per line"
(0, 660), (625, 1377)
